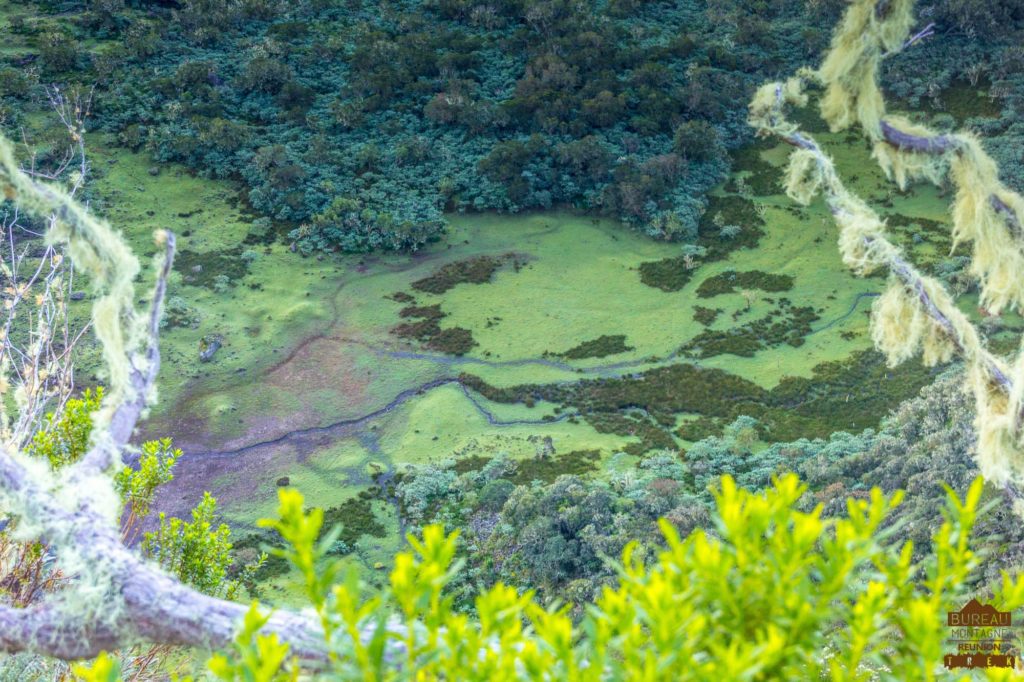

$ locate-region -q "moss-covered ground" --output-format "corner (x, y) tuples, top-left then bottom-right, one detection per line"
(24, 102), (1016, 603)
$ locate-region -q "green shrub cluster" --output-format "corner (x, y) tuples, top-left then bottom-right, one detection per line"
(553, 334), (634, 360)
(78, 474), (1024, 680)
(10, 0), (1024, 257)
(681, 302), (818, 358)
(391, 302), (477, 356)
(384, 376), (1024, 611)
(692, 305), (721, 326)
(694, 269), (794, 298)
(460, 346), (934, 447)
(637, 194), (768, 292)
(11, 0), (826, 252)
(411, 255), (518, 294)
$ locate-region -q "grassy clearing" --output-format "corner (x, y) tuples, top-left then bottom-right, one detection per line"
(75, 125), (962, 452)
(39, 117), (1007, 594)
(74, 136), (343, 448)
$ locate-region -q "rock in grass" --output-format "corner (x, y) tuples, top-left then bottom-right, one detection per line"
(199, 334), (223, 362)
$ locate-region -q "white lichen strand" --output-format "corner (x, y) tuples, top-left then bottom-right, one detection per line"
(949, 137), (1024, 314)
(784, 148), (824, 206)
(816, 0), (914, 137)
(748, 0), (1024, 497)
(871, 282), (924, 367)
(0, 137), (141, 440)
(971, 360), (1024, 492)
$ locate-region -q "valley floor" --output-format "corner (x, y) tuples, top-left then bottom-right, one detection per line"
(60, 122), (1020, 599)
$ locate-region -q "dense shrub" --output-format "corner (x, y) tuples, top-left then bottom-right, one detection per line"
(21, 0), (825, 253)
(20, 0), (1022, 253)
(78, 474), (1024, 679)
(383, 373), (1024, 618)
(38, 31), (79, 73)
(673, 119), (721, 162)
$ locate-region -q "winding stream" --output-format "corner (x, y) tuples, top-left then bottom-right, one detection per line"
(196, 289), (879, 460)
(196, 378), (575, 460)
(808, 291), (880, 335)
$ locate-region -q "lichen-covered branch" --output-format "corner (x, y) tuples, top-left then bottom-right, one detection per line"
(818, 0), (1024, 315)
(73, 231), (175, 477)
(0, 439), (326, 661)
(874, 123), (1024, 240)
(762, 92), (1006, 385)
(749, 0), (1024, 499)
(879, 120), (959, 154)
(0, 603), (123, 660)
(991, 196), (1024, 239)
(0, 133), (330, 661)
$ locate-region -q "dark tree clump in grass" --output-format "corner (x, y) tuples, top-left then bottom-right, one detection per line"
(556, 335), (634, 360)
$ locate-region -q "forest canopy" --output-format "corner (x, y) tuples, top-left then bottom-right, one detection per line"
(0, 0), (877, 251)
(4, 1), (1022, 252)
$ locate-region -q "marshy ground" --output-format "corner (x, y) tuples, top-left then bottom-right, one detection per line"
(64, 119), (1018, 600)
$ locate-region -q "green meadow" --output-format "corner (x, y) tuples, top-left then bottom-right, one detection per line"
(64, 118), (1016, 594)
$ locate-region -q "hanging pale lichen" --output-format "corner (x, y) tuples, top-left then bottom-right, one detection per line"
(871, 116), (949, 189)
(816, 0), (913, 136)
(949, 136), (1024, 314)
(0, 137), (142, 439)
(833, 201), (893, 276)
(868, 277), (957, 368)
(871, 282), (925, 367)
(749, 78), (808, 139)
(970, 359), (1024, 498)
(783, 148), (824, 205)
(749, 0), (1024, 501)
(921, 321), (957, 367)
